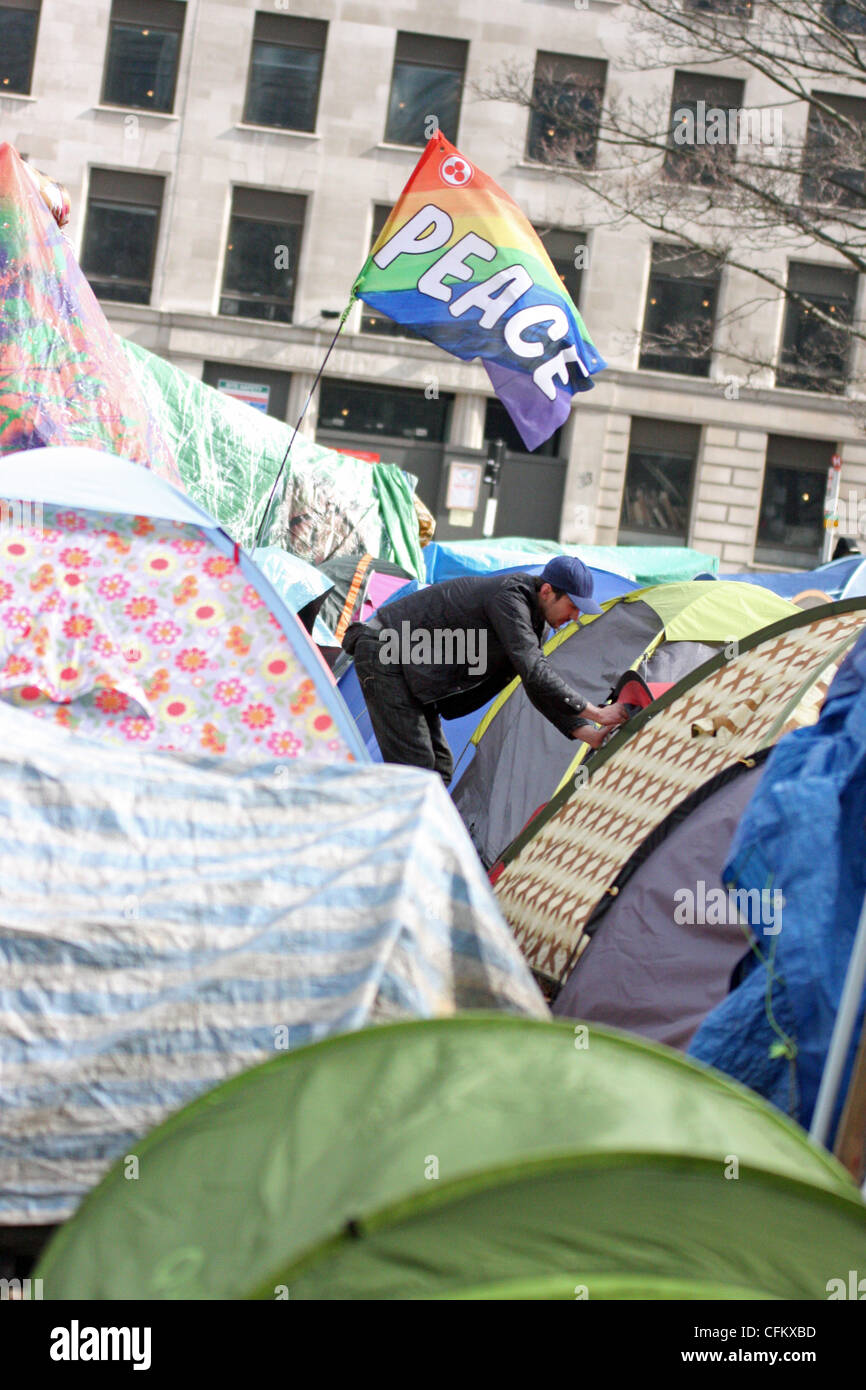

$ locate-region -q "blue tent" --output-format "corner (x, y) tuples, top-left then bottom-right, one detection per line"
(724, 555), (865, 602)
(689, 628), (866, 1141)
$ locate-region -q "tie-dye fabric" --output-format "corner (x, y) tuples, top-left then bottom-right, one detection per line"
(0, 142), (177, 479)
(0, 505), (353, 763)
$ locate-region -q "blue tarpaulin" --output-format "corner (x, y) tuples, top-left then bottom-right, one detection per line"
(689, 630), (866, 1140)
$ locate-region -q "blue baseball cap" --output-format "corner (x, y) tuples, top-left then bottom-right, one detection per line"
(539, 555), (603, 614)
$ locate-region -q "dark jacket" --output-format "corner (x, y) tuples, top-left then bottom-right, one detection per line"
(342, 571), (589, 737)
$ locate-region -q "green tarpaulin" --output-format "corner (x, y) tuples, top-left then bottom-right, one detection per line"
(120, 339), (425, 577)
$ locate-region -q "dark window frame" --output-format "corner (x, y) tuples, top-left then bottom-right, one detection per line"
(756, 435), (835, 566)
(776, 260), (858, 394)
(618, 418), (701, 545)
(823, 0), (866, 35)
(219, 186), (307, 325)
(100, 0), (186, 115)
(317, 378), (453, 443)
(802, 90), (866, 210)
(81, 166), (165, 305)
(526, 51), (607, 169)
(639, 244), (722, 377)
(664, 70), (745, 187)
(384, 31), (467, 148)
(0, 0), (42, 97)
(242, 12), (328, 133)
(684, 0), (753, 15)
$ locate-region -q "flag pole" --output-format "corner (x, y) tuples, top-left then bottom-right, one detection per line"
(253, 298), (355, 552)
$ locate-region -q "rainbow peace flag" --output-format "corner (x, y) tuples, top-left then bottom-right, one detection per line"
(352, 134), (606, 452)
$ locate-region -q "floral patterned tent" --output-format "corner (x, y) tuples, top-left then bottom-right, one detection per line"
(0, 447), (366, 764)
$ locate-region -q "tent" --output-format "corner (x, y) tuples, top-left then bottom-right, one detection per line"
(553, 753), (770, 1047)
(34, 1017), (866, 1299)
(316, 552), (417, 648)
(0, 446), (365, 763)
(689, 628), (866, 1139)
(0, 706), (544, 1229)
(453, 581), (800, 869)
(423, 536), (719, 585)
(494, 599), (866, 982)
(724, 555), (866, 605)
(0, 142), (176, 481)
(249, 544), (335, 645)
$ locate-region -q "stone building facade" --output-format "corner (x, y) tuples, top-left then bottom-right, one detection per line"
(4, 0), (866, 569)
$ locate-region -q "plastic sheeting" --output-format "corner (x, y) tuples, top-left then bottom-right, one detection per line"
(689, 629), (866, 1139)
(0, 143), (177, 480)
(423, 538), (720, 585)
(0, 704), (546, 1226)
(120, 339), (425, 576)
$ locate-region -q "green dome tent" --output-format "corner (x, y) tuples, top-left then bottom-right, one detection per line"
(36, 1017), (866, 1300)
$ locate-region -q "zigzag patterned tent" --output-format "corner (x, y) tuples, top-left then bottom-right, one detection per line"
(494, 600), (866, 982)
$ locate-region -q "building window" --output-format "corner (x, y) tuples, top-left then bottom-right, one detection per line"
(777, 261), (857, 394)
(756, 436), (835, 566)
(640, 244), (721, 377)
(219, 187), (306, 324)
(385, 32), (467, 147)
(243, 13), (327, 132)
(102, 0), (185, 113)
(484, 398), (561, 458)
(360, 205), (423, 339)
(318, 380), (452, 441)
(81, 168), (164, 304)
(527, 52), (606, 168)
(664, 71), (745, 185)
(823, 0), (866, 34)
(684, 0), (753, 14)
(536, 227), (587, 309)
(618, 419), (700, 545)
(802, 91), (866, 209)
(0, 0), (41, 95)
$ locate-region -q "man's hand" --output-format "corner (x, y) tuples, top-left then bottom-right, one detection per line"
(583, 701), (630, 728)
(571, 724), (606, 750)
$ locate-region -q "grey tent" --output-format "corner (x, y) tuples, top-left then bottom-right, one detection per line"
(552, 755), (769, 1048)
(452, 582), (797, 869)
